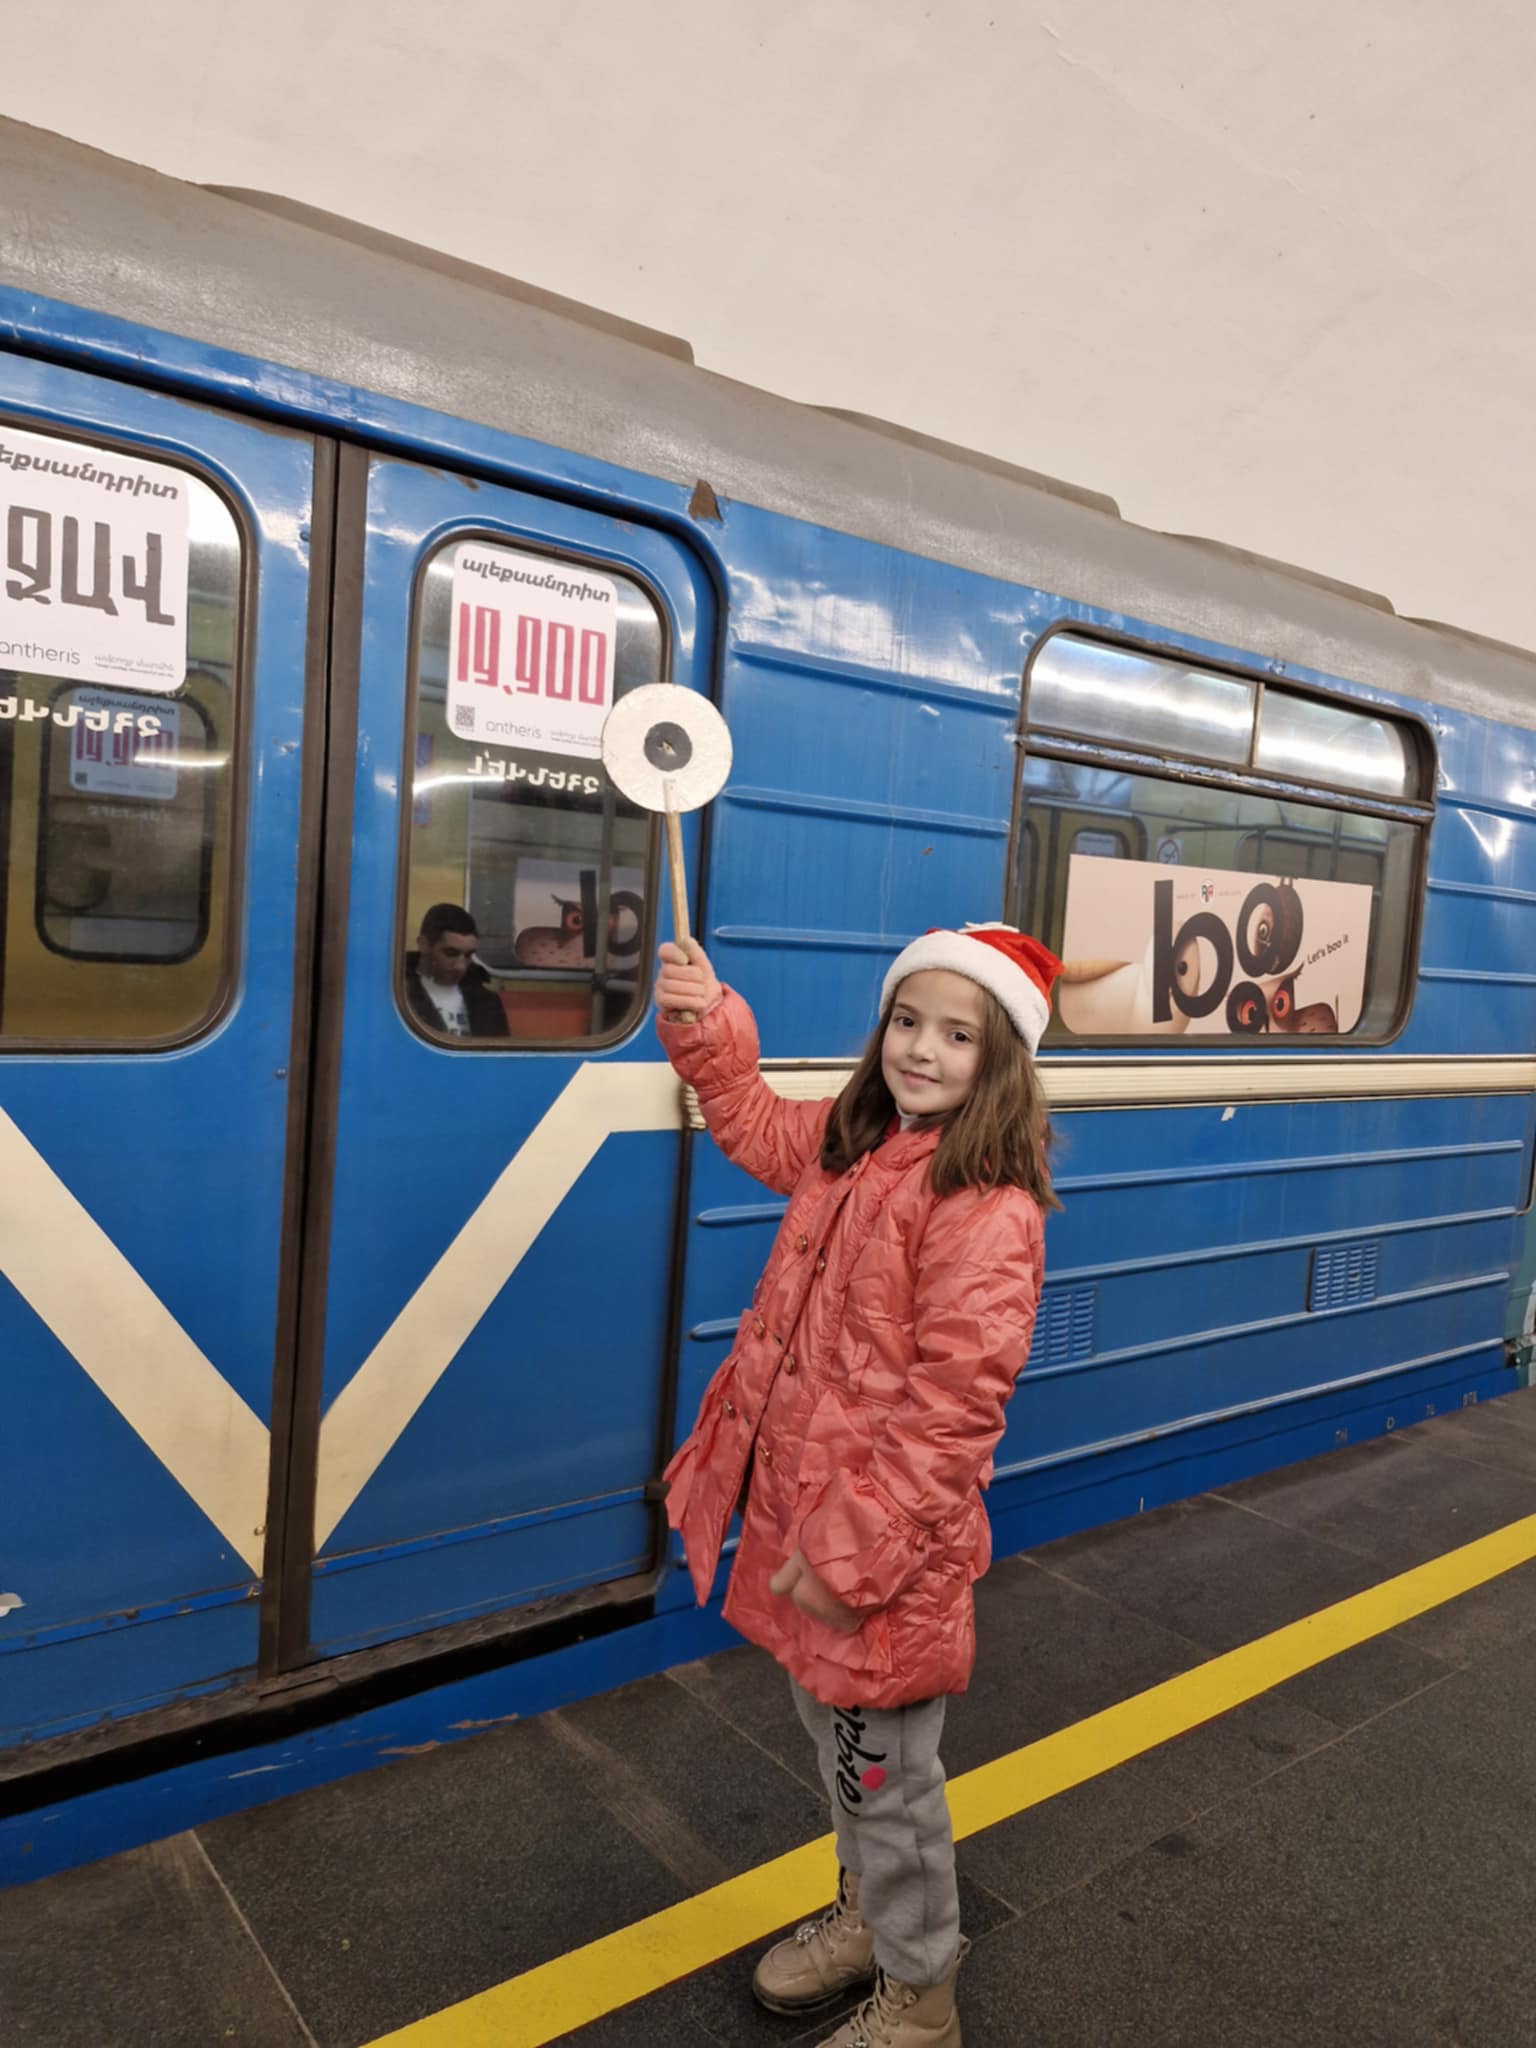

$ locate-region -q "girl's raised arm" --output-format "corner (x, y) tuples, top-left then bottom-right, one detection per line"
(656, 940), (832, 1196)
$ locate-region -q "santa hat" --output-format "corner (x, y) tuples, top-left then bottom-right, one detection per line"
(880, 923), (1063, 1054)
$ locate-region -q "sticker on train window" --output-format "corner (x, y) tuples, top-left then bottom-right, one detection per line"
(0, 425), (189, 691)
(1059, 853), (1374, 1037)
(65, 689), (181, 800)
(447, 540), (617, 758)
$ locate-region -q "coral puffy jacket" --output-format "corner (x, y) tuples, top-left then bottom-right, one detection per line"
(660, 989), (1046, 1709)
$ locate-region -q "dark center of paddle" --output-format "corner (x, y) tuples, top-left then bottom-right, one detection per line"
(643, 720), (693, 772)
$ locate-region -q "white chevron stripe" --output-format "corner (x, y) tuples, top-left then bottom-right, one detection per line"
(0, 1106), (270, 1572)
(20, 1045), (1520, 1584)
(312, 1061), (682, 1548)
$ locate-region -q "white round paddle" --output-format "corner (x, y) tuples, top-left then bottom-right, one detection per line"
(600, 684), (732, 1020)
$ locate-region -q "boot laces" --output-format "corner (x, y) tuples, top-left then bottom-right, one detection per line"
(844, 1968), (916, 2045)
(793, 1890), (857, 1951)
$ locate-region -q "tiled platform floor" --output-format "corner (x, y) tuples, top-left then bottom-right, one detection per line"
(5, 1391), (1536, 2046)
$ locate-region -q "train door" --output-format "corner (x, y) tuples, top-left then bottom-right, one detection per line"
(0, 357), (319, 1742)
(281, 451), (714, 1664)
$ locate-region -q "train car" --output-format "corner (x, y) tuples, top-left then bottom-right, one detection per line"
(2, 117), (1534, 1858)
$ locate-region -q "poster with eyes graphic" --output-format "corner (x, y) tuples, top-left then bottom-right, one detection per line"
(1057, 854), (1373, 1037)
(509, 859), (645, 971)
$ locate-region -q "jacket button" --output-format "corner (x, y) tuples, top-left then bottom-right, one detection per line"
(723, 1400), (736, 1418)
(816, 1255), (826, 1274)
(759, 1442), (773, 1462)
(796, 1233), (808, 1253)
(784, 1355), (797, 1375)
(753, 1319), (765, 1337)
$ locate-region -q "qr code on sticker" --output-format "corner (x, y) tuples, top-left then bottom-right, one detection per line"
(453, 703), (477, 734)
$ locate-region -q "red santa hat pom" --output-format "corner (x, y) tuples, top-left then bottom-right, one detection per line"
(880, 923), (1063, 1054)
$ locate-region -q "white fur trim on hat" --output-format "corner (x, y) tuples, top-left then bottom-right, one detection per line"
(881, 923), (1051, 1053)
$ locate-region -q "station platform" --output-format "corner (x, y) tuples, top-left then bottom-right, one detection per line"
(4, 1388), (1536, 2047)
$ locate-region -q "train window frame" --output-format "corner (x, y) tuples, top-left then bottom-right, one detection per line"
(0, 415), (251, 1056)
(393, 525), (667, 1053)
(1007, 622), (1435, 1051)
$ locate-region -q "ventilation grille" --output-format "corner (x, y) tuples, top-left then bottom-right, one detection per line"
(1310, 1242), (1380, 1311)
(1031, 1284), (1096, 1367)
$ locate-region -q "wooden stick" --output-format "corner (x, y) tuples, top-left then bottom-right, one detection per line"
(663, 786), (696, 1023)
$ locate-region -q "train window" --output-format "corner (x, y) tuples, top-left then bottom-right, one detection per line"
(1029, 635), (1255, 767)
(399, 535), (661, 1045)
(0, 433), (241, 1047)
(1255, 688), (1415, 799)
(1010, 635), (1432, 1044)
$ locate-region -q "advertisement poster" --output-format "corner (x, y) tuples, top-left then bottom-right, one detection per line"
(510, 860), (645, 970)
(0, 426), (189, 690)
(446, 540), (618, 758)
(1058, 853), (1372, 1037)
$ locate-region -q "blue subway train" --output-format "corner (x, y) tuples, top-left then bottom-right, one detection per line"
(2, 118), (1533, 1868)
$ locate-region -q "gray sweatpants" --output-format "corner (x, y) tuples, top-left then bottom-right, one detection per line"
(791, 1677), (960, 1988)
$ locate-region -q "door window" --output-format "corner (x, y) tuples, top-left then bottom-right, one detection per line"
(0, 428), (243, 1045)
(398, 534), (661, 1044)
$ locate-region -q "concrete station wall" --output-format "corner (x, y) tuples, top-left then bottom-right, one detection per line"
(3, 0), (1532, 647)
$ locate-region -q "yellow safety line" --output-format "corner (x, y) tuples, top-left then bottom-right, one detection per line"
(368, 1509), (1536, 2048)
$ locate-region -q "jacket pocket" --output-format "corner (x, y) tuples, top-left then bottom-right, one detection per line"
(802, 1604), (895, 1678)
(837, 1326), (910, 1409)
(965, 1503), (992, 1584)
(683, 1352), (741, 1471)
(826, 1337), (871, 1396)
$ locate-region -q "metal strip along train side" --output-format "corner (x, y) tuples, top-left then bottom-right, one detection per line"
(754, 1055), (1536, 1113)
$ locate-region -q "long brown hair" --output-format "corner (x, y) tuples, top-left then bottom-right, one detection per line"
(820, 985), (1060, 1210)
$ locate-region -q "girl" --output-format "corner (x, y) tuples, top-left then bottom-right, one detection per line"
(655, 922), (1061, 2048)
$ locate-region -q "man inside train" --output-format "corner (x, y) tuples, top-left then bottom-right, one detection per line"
(404, 903), (509, 1038)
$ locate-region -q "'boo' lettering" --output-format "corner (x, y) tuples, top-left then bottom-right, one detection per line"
(1152, 877), (1305, 1028)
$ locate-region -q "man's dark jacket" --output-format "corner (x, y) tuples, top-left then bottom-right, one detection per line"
(404, 953), (509, 1037)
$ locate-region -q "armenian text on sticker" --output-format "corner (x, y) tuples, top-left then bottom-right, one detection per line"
(1, 428), (190, 691)
(447, 541), (617, 760)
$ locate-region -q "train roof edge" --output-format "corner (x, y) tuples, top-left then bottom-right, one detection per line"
(1, 115), (1531, 732)
(205, 186), (697, 365)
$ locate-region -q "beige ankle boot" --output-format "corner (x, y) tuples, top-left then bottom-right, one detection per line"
(814, 1953), (966, 2048)
(752, 1868), (875, 2014)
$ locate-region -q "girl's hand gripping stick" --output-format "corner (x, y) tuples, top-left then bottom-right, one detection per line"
(599, 683), (732, 1022)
